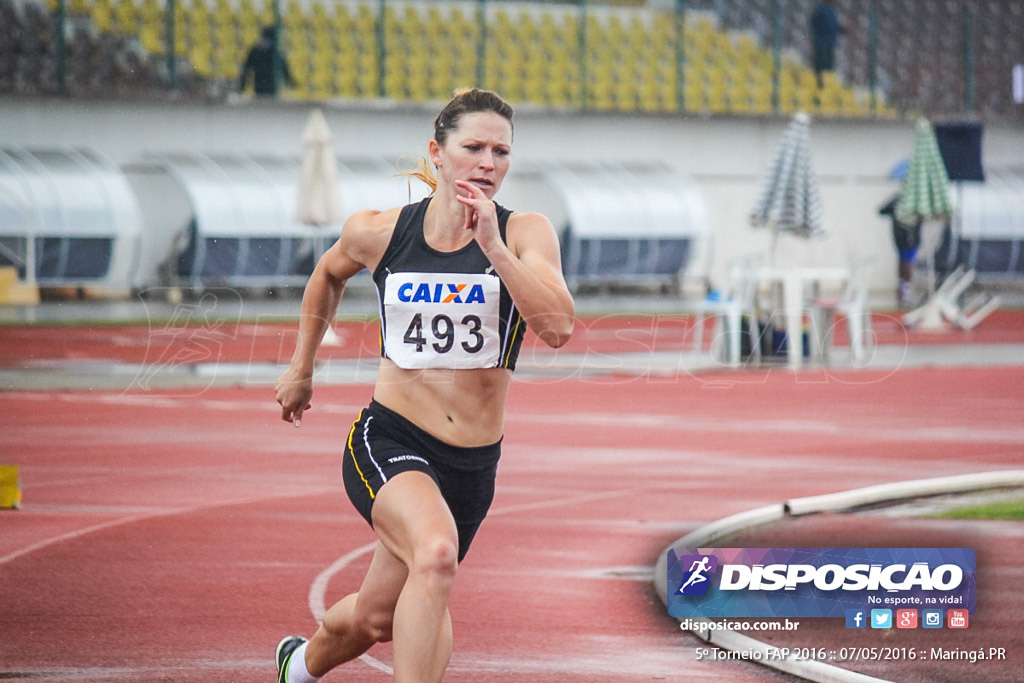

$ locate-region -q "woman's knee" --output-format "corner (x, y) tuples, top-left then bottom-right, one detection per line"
(410, 536), (459, 586)
(329, 599), (394, 645)
(361, 608), (395, 644)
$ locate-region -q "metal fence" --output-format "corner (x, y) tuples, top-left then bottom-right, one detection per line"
(2, 0), (1022, 122)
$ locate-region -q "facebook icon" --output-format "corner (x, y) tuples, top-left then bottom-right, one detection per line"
(845, 609), (867, 629)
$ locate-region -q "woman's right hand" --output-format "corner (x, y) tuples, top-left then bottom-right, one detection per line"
(275, 366), (313, 427)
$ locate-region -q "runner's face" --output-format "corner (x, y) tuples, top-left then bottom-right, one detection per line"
(431, 111), (512, 198)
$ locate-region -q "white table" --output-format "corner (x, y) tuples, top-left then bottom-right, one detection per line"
(756, 266), (849, 368)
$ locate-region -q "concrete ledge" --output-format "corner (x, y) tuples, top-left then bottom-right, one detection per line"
(785, 470), (1024, 517)
(652, 504), (785, 605)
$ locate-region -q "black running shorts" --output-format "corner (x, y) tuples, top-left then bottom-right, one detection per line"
(342, 400), (501, 562)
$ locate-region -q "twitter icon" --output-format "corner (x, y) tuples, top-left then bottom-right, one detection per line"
(871, 609), (893, 629)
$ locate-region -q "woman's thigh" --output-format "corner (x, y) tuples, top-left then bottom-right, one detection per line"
(370, 470), (459, 569)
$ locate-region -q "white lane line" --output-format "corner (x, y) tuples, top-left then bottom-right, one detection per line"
(507, 410), (1024, 445)
(0, 487), (335, 568)
(13, 393), (1023, 445)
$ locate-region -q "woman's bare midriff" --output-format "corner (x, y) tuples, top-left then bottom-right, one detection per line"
(372, 358), (511, 447)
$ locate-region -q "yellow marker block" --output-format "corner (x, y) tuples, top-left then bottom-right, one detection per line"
(0, 267), (40, 306)
(0, 465), (22, 509)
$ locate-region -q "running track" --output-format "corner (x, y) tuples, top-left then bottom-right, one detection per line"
(2, 311), (1023, 681)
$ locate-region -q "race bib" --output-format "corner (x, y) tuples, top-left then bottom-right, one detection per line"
(383, 272), (501, 369)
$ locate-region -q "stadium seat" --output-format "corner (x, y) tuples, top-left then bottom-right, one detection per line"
(91, 0), (115, 32)
(190, 45), (214, 78)
(113, 0), (139, 35)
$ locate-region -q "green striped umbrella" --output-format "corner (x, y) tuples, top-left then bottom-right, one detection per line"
(750, 112), (826, 241)
(895, 118), (952, 223)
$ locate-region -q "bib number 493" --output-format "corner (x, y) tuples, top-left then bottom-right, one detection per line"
(383, 272), (500, 369)
(403, 313), (484, 354)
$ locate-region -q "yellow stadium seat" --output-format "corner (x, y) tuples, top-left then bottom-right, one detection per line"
(335, 68), (357, 98)
(798, 68), (818, 91)
(638, 81), (662, 112)
(728, 80), (751, 113)
(796, 85), (816, 111)
(91, 0), (114, 32)
(330, 2), (350, 28)
(189, 46), (214, 78)
(140, 24), (163, 54)
(237, 0), (256, 23)
(173, 20), (187, 56)
(114, 0), (140, 34)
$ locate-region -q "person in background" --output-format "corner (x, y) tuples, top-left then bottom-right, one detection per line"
(273, 88), (575, 683)
(880, 193), (922, 307)
(239, 25), (294, 97)
(810, 1), (843, 89)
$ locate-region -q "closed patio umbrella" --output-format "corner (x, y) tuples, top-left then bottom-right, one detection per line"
(750, 111), (825, 257)
(295, 108), (344, 344)
(896, 118), (952, 224)
(749, 112), (828, 364)
(295, 108), (342, 227)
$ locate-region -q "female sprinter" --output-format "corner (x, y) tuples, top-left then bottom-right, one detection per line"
(274, 88), (575, 682)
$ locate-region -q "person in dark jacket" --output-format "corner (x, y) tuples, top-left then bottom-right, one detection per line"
(239, 26), (294, 97)
(880, 194), (922, 307)
(810, 1), (843, 88)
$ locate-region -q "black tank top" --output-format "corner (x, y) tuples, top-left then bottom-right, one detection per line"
(372, 198), (525, 371)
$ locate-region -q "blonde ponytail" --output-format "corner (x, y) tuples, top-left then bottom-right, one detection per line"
(395, 155), (437, 195)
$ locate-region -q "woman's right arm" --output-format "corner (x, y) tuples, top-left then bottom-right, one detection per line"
(275, 210), (393, 425)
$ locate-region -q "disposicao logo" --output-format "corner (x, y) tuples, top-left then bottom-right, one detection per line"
(676, 555), (718, 595)
(666, 548), (976, 619)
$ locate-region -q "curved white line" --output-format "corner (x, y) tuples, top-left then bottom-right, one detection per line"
(307, 541), (393, 675)
(307, 542), (378, 620)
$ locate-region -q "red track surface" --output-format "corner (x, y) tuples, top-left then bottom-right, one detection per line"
(2, 313), (1023, 682)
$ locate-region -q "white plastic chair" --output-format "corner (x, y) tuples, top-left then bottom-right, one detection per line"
(809, 254), (875, 365)
(688, 254), (763, 366)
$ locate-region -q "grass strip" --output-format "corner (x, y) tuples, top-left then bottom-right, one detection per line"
(933, 498), (1024, 521)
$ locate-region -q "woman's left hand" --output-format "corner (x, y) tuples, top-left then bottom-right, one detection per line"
(454, 180), (502, 255)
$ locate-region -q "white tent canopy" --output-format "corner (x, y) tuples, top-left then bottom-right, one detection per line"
(542, 161), (709, 238)
(134, 152), (431, 288)
(500, 161), (712, 289)
(956, 168), (1024, 239)
(939, 168), (1024, 277)
(135, 154), (711, 290)
(0, 146), (141, 289)
(3, 151), (713, 292)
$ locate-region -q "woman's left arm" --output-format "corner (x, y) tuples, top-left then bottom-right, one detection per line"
(455, 179), (574, 348)
(485, 211), (575, 349)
